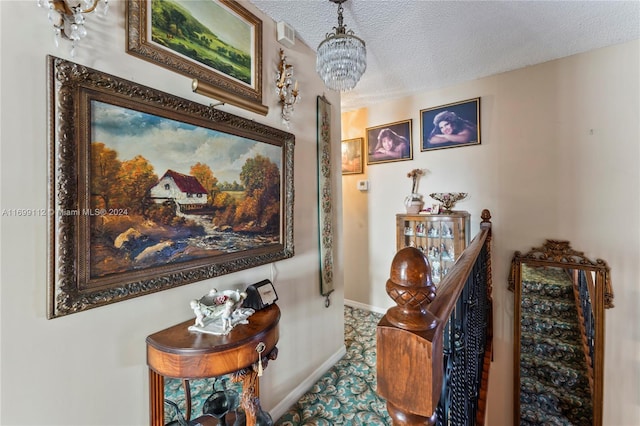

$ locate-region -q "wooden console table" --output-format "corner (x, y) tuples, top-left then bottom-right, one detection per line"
(146, 304), (280, 426)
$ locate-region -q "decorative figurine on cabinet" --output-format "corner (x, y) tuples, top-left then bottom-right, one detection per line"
(188, 289), (254, 335)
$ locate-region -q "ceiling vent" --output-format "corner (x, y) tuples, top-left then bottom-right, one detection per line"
(277, 21), (295, 48)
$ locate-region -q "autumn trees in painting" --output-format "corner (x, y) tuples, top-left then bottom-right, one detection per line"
(237, 155), (280, 232)
(91, 142), (280, 233)
(89, 141), (282, 277)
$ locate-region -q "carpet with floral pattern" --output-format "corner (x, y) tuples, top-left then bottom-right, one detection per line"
(275, 305), (390, 425)
(519, 265), (592, 426)
(164, 305), (391, 425)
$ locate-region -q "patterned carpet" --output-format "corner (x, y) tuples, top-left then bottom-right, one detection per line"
(519, 265), (592, 426)
(275, 305), (390, 425)
(164, 305), (391, 425)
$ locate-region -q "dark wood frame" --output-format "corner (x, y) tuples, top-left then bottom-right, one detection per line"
(420, 98), (480, 151)
(366, 119), (413, 165)
(126, 0), (267, 115)
(47, 56), (294, 318)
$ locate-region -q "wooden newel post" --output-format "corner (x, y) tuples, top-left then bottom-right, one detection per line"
(377, 247), (443, 425)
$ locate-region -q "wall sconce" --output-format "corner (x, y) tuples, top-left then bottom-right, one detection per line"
(275, 49), (300, 127)
(37, 0), (109, 57)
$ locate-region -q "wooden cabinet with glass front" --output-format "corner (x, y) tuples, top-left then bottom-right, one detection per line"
(396, 212), (470, 285)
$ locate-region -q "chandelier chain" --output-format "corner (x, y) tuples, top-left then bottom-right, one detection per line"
(316, 0), (367, 92)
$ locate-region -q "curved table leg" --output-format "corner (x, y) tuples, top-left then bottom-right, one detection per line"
(182, 379), (192, 422)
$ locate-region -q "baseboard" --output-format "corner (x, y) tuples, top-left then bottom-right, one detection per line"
(269, 344), (347, 421)
(344, 299), (387, 315)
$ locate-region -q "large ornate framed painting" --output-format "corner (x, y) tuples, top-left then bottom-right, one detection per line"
(46, 56), (294, 318)
(126, 0), (267, 115)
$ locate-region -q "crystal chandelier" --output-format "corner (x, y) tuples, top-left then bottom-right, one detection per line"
(316, 0), (366, 92)
(37, 0), (109, 57)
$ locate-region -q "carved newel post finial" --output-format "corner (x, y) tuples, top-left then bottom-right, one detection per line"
(385, 247), (438, 330)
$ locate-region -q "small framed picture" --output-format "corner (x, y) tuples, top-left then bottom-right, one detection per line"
(366, 119), (413, 165)
(341, 138), (364, 175)
(431, 204), (441, 214)
(420, 98), (480, 151)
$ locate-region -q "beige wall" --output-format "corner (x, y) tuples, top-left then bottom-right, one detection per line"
(0, 1), (344, 424)
(342, 40), (640, 425)
(2, 1), (637, 424)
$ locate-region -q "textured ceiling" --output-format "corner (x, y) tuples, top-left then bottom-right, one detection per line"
(250, 0), (640, 111)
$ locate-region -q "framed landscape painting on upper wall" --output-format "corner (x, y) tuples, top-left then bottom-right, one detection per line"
(366, 119), (413, 165)
(126, 0), (266, 114)
(420, 97), (480, 151)
(46, 56), (294, 318)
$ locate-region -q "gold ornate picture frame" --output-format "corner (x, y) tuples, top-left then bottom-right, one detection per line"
(47, 56), (294, 318)
(126, 0), (267, 115)
(420, 97), (480, 151)
(366, 119), (413, 165)
(341, 138), (364, 175)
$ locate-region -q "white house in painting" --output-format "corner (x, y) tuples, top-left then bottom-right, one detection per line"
(149, 170), (208, 211)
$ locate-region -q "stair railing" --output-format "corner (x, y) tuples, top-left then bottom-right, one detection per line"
(377, 209), (493, 425)
(573, 269), (596, 395)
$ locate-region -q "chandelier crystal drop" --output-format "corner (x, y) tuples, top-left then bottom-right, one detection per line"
(316, 0), (366, 92)
(37, 0), (109, 57)
(275, 49), (300, 128)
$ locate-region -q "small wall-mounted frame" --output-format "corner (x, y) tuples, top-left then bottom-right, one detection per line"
(341, 137), (364, 175)
(420, 98), (480, 151)
(47, 56), (294, 318)
(126, 0), (267, 115)
(366, 120), (413, 165)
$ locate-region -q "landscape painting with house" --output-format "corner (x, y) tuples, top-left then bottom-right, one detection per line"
(89, 100), (282, 279)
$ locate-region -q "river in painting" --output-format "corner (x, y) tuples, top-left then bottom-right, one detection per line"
(181, 213), (277, 253)
(89, 211), (279, 279)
